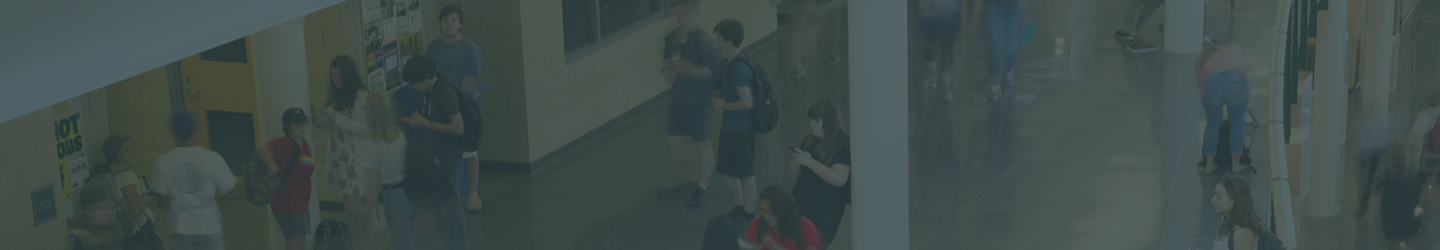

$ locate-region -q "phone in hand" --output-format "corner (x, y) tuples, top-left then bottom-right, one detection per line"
(788, 147), (803, 154)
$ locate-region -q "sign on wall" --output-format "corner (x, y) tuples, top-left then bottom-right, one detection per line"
(361, 0), (425, 92)
(53, 101), (86, 218)
(32, 184), (56, 226)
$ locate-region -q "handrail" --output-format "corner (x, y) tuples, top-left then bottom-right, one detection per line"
(1267, 0), (1300, 247)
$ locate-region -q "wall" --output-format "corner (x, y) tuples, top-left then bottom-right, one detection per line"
(517, 0), (778, 164)
(1, 90), (111, 250)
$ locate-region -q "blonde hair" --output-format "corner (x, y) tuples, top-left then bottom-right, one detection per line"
(364, 91), (401, 142)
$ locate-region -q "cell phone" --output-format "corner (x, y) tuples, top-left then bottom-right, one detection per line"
(788, 147), (803, 153)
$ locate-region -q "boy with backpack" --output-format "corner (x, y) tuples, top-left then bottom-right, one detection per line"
(400, 55), (474, 249)
(253, 108), (317, 250)
(713, 19), (759, 226)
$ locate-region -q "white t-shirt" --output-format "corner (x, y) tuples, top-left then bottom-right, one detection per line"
(151, 146), (236, 235)
(358, 133), (408, 185)
(918, 0), (961, 17)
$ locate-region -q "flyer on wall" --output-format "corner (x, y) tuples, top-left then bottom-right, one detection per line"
(361, 0), (421, 92)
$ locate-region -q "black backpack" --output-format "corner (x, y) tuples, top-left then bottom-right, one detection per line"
(1227, 225), (1286, 250)
(314, 219), (352, 250)
(402, 137), (455, 206)
(732, 53), (779, 133)
(441, 82), (485, 152)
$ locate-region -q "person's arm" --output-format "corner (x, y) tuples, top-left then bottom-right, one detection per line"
(1195, 52), (1210, 94)
(806, 161), (851, 187)
(329, 93), (371, 134)
(462, 45), (486, 93)
(1231, 227), (1257, 250)
(715, 65), (756, 111)
(120, 184), (146, 218)
(256, 143), (279, 176)
(744, 217), (761, 243)
(409, 86), (465, 135)
(214, 155), (237, 196)
(788, 154), (802, 177)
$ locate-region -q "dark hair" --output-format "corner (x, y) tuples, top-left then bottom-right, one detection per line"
(95, 135), (133, 176)
(1217, 175), (1269, 236)
(439, 4), (464, 23)
(80, 183), (115, 210)
(281, 107), (309, 136)
(171, 111), (197, 140)
(326, 55), (365, 113)
(713, 19), (744, 48)
(759, 185), (802, 241)
(807, 100), (849, 163)
(403, 55), (441, 84)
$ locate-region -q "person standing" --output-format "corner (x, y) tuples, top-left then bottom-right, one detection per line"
(151, 111), (235, 250)
(662, 0), (722, 208)
(918, 0), (963, 103)
(787, 100), (851, 248)
(976, 0), (1025, 99)
(357, 92), (418, 250)
(254, 108), (317, 250)
(427, 4), (487, 212)
(401, 55), (473, 249)
(1195, 41), (1250, 174)
(712, 19), (759, 224)
(91, 135), (162, 250)
(315, 55), (375, 250)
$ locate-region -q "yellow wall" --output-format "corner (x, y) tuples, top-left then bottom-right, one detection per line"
(2, 90), (111, 250)
(517, 0), (777, 163)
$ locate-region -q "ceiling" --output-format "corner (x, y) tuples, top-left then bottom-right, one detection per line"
(0, 0), (346, 124)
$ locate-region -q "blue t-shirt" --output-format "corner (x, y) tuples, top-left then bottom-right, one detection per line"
(426, 37), (485, 107)
(664, 29), (721, 106)
(720, 58), (754, 132)
(392, 85), (426, 141)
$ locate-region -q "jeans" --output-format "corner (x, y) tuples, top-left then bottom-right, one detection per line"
(455, 158), (471, 196)
(984, 4), (1023, 82)
(1201, 70), (1249, 157)
(384, 186), (418, 250)
(171, 233), (224, 250)
(434, 158), (472, 250)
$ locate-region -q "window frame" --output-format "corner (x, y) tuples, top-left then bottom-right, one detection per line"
(563, 0), (667, 62)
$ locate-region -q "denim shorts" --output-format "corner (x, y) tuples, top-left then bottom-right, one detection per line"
(919, 11), (962, 40)
(273, 210), (311, 239)
(667, 104), (714, 142)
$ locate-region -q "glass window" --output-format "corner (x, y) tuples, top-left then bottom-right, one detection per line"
(563, 0), (663, 54)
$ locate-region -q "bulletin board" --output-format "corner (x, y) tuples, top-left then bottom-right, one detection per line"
(361, 0), (426, 92)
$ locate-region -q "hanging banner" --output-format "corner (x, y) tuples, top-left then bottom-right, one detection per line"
(362, 0), (424, 92)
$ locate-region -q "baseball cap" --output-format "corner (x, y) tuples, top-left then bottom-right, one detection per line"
(282, 107), (309, 127)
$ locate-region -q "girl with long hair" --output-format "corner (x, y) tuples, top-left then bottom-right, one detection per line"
(315, 55), (375, 250)
(1209, 175), (1267, 250)
(89, 135), (162, 250)
(787, 100), (851, 248)
(745, 185), (823, 250)
(358, 92), (418, 249)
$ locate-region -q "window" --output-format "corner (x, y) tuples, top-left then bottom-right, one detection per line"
(563, 0), (664, 56)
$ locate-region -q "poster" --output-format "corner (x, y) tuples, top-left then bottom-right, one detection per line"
(52, 101), (85, 218)
(362, 0), (423, 92)
(32, 184), (56, 226)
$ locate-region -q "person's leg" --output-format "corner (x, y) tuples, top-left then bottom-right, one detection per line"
(349, 195), (376, 250)
(984, 5), (1007, 95)
(740, 176), (758, 214)
(467, 152), (481, 211)
(438, 190), (472, 249)
(667, 105), (697, 189)
(1226, 75), (1250, 172)
(384, 187), (418, 250)
(813, 210), (845, 247)
(171, 234), (194, 250)
(1201, 74), (1226, 171)
(1001, 6), (1022, 84)
(696, 139), (716, 192)
(829, 7), (845, 63)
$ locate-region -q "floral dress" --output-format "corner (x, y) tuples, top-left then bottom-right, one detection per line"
(323, 93), (369, 196)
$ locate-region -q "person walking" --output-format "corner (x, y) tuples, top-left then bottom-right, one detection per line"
(918, 0), (963, 102)
(713, 19), (760, 224)
(787, 100), (851, 248)
(254, 108), (317, 250)
(744, 185), (824, 250)
(427, 4), (487, 212)
(661, 0), (722, 208)
(357, 92), (419, 250)
(315, 55), (376, 250)
(152, 111), (235, 250)
(90, 135), (162, 250)
(1196, 41), (1250, 174)
(976, 0), (1026, 99)
(401, 55), (473, 250)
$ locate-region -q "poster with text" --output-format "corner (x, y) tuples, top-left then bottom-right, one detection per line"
(361, 0), (422, 92)
(52, 100), (84, 218)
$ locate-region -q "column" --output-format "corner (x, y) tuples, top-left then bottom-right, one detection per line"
(1363, 0), (1395, 126)
(1157, 0), (1204, 249)
(848, 0), (906, 248)
(1310, 0), (1348, 218)
(251, 17), (313, 250)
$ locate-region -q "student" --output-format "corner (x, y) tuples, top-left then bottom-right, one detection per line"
(744, 185), (823, 250)
(1363, 147), (1425, 250)
(254, 108), (317, 250)
(918, 0), (962, 102)
(68, 186), (127, 250)
(976, 0), (1025, 98)
(787, 100), (851, 247)
(91, 135), (162, 250)
(1204, 175), (1266, 250)
(712, 19), (759, 224)
(152, 111), (235, 250)
(1196, 41), (1249, 174)
(427, 4), (486, 212)
(662, 0), (722, 208)
(357, 92), (417, 250)
(1115, 0), (1163, 40)
(401, 55), (472, 249)
(315, 55), (376, 250)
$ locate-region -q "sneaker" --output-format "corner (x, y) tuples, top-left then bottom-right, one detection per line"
(1114, 30), (1136, 41)
(792, 67), (807, 82)
(687, 188), (707, 207)
(923, 72), (938, 89)
(942, 84), (954, 103)
(467, 194), (483, 212)
(989, 85), (1002, 99)
(829, 54), (843, 64)
(1004, 72), (1016, 86)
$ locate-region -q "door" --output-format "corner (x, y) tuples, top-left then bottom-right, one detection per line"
(177, 37), (260, 169)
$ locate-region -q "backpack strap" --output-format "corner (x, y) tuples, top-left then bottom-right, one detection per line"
(278, 138), (301, 200)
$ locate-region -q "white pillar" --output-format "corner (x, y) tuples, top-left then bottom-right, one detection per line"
(1156, 1), (1205, 249)
(1363, 0), (1395, 127)
(251, 17), (313, 250)
(1310, 0), (1349, 217)
(848, 0), (907, 248)
(1163, 0), (1204, 54)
